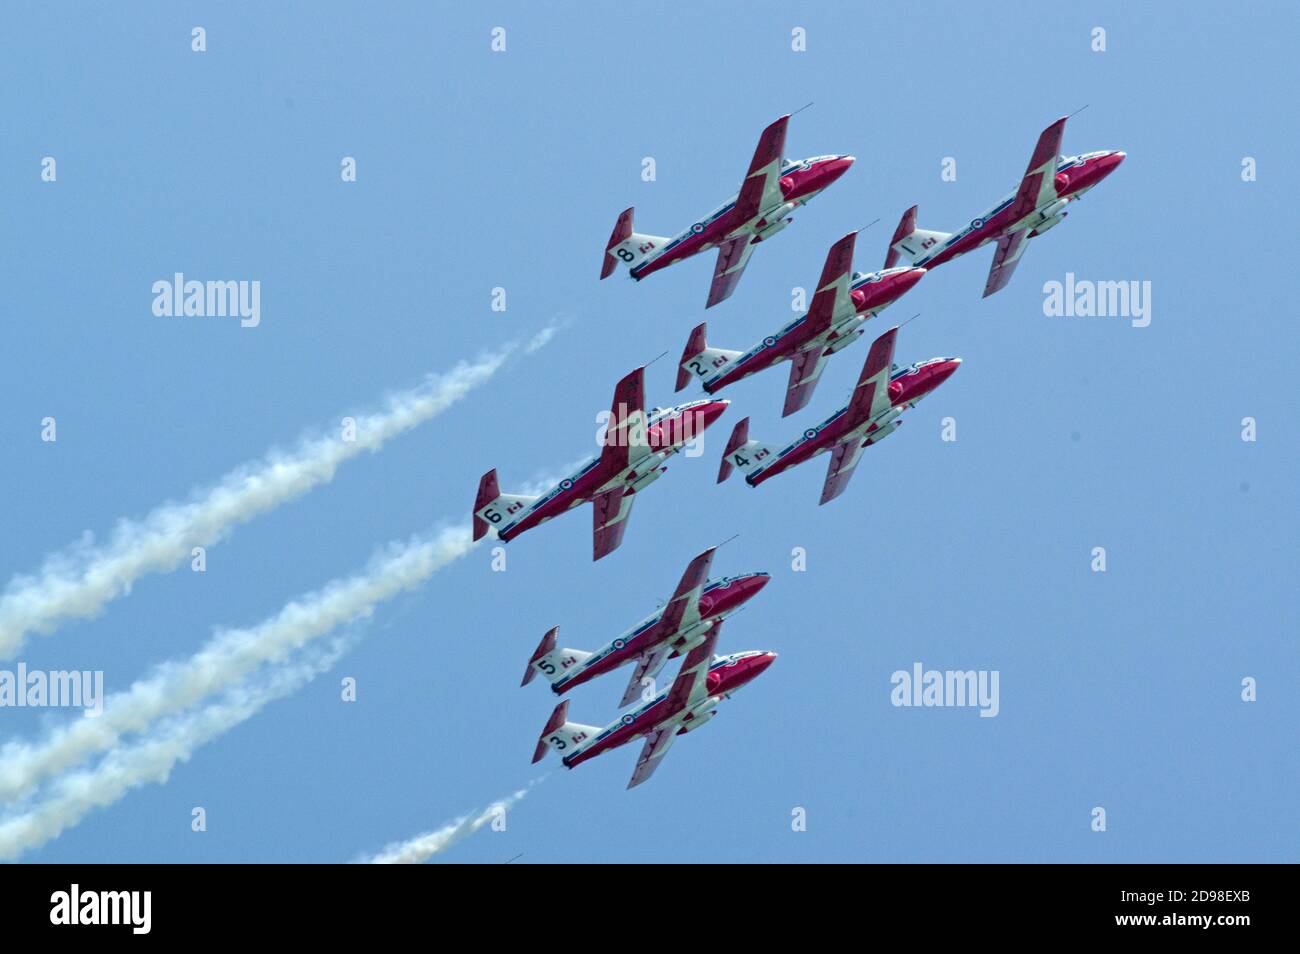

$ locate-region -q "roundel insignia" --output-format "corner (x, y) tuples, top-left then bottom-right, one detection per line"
(613, 638), (626, 650)
(763, 336), (777, 348)
(971, 217), (984, 229)
(691, 222), (705, 234)
(560, 478), (573, 490)
(804, 428), (817, 440)
(621, 713), (636, 725)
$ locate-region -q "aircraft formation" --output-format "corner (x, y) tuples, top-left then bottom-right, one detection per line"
(476, 112), (1124, 788)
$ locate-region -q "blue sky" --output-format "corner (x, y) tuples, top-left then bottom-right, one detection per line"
(1, 2), (1295, 862)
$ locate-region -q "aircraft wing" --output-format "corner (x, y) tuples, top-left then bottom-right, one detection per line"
(706, 233), (758, 308)
(732, 115), (790, 225)
(819, 435), (868, 505)
(783, 344), (829, 417)
(1009, 117), (1067, 222)
(656, 547), (717, 636)
(842, 326), (899, 431)
(625, 626), (721, 788)
(599, 367), (650, 473)
(804, 231), (859, 334)
(982, 228), (1031, 298)
(618, 643), (673, 707)
(616, 545), (718, 704)
(592, 486), (635, 561)
(664, 625), (720, 712)
(626, 725), (678, 789)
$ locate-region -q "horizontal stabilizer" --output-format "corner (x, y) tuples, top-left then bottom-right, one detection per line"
(718, 418), (778, 485)
(521, 626), (559, 687)
(525, 630), (595, 691)
(602, 207), (670, 278)
(600, 208), (634, 279)
(472, 469), (500, 541)
(717, 418), (750, 483)
(473, 468), (539, 541)
(532, 700), (569, 764)
(886, 205), (951, 267)
(884, 206), (916, 268)
(677, 322), (743, 392)
(677, 324), (708, 391)
(533, 699), (602, 765)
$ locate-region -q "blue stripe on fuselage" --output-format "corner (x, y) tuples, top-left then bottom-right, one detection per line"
(630, 161), (806, 278)
(495, 457), (603, 537)
(551, 577), (754, 688)
(746, 364), (916, 479)
(561, 656), (736, 765)
(702, 271), (888, 387)
(910, 157), (1084, 267)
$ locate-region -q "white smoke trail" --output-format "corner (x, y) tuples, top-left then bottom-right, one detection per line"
(0, 442), (572, 808)
(0, 634), (355, 860)
(0, 525), (478, 802)
(0, 325), (555, 660)
(361, 787), (534, 864)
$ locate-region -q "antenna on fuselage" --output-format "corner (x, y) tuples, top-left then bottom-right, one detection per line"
(898, 312), (922, 330)
(1066, 104), (1090, 121)
(856, 217), (881, 235)
(645, 350), (669, 369)
(791, 102), (814, 117)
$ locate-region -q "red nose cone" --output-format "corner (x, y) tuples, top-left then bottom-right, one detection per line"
(822, 156), (854, 185)
(899, 267), (926, 292)
(717, 651), (777, 693)
(699, 400), (729, 431)
(937, 358), (962, 384)
(879, 267), (926, 306)
(734, 573), (771, 604)
(1097, 151), (1125, 180)
(856, 267), (924, 313)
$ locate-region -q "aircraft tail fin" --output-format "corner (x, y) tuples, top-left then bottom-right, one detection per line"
(717, 417), (778, 485)
(601, 206), (669, 279)
(531, 700), (600, 764)
(885, 205), (950, 267)
(521, 626), (592, 690)
(676, 322), (743, 392)
(473, 468), (538, 541)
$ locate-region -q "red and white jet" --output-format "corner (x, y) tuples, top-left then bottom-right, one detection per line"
(522, 545), (769, 706)
(600, 114), (854, 308)
(884, 116), (1124, 297)
(675, 230), (925, 417)
(531, 629), (776, 788)
(718, 327), (960, 505)
(473, 368), (729, 561)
